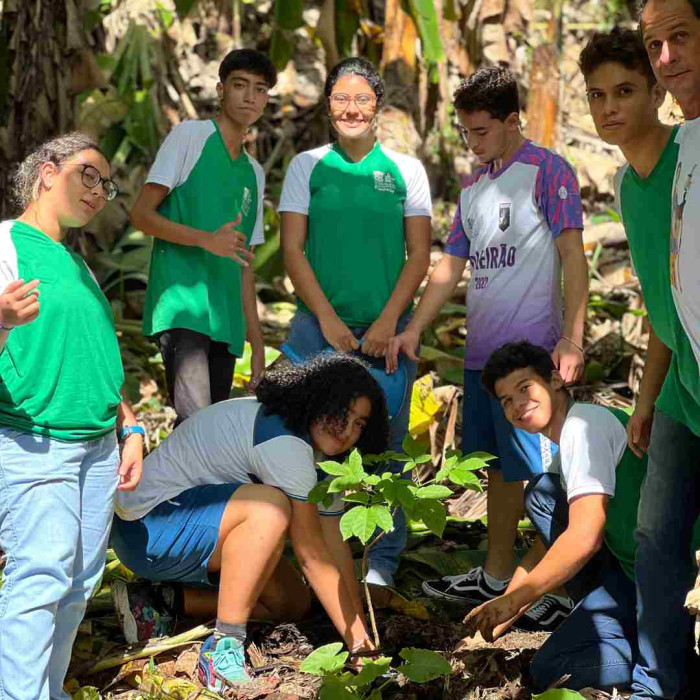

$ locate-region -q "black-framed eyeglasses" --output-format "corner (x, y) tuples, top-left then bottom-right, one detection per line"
(65, 163), (119, 201)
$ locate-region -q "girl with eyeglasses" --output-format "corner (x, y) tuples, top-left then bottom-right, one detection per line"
(279, 57), (432, 587)
(0, 133), (143, 699)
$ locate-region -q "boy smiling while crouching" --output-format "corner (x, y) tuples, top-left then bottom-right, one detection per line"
(464, 341), (647, 693)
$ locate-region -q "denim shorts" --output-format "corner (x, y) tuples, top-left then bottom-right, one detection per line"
(111, 483), (240, 587)
(462, 369), (556, 482)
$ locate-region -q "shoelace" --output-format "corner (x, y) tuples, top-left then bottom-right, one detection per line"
(214, 644), (246, 676)
(443, 567), (483, 586)
(525, 594), (571, 622)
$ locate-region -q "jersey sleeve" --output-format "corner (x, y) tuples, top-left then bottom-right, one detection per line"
(146, 121), (208, 192)
(0, 220), (19, 291)
(443, 196), (471, 259)
(278, 153), (314, 215)
(250, 159), (266, 246)
(536, 154), (584, 238)
(559, 404), (628, 501)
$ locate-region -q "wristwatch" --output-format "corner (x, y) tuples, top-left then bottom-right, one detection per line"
(119, 425), (145, 442)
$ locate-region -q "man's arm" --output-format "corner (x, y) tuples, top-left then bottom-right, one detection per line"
(553, 228), (589, 384)
(116, 389), (144, 492)
(131, 183), (252, 265)
(241, 257), (265, 388)
(362, 216), (431, 357)
(385, 252), (467, 372)
(465, 494), (607, 642)
(281, 212), (359, 353)
(288, 501), (371, 651)
(628, 325), (672, 456)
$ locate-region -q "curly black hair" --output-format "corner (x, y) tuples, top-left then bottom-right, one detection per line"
(481, 341), (558, 398)
(636, 0), (700, 21)
(254, 353), (389, 456)
(324, 56), (385, 107)
(580, 27), (656, 87)
(453, 66), (520, 121)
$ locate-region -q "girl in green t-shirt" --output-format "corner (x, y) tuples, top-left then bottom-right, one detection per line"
(0, 134), (143, 699)
(279, 57), (433, 586)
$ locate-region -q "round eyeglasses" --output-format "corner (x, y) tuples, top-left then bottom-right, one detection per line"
(329, 93), (377, 111)
(65, 163), (119, 201)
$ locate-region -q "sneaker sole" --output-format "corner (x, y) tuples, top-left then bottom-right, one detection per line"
(421, 581), (492, 606)
(113, 580), (140, 645)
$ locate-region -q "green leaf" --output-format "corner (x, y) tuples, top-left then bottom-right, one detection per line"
(275, 0), (304, 30)
(348, 449), (363, 472)
(365, 474), (381, 486)
(319, 682), (360, 700)
(372, 505), (394, 533)
(383, 450), (413, 462)
(300, 643), (348, 675)
(317, 460), (349, 476)
(343, 491), (370, 505)
(270, 27), (294, 70)
(398, 648), (452, 683)
(464, 451), (498, 464)
(532, 691), (586, 700)
(328, 454), (367, 493)
(414, 454), (432, 464)
(71, 688), (102, 700)
(340, 505), (392, 544)
(402, 434), (426, 459)
(402, 460), (417, 474)
(349, 656), (392, 687)
(174, 0), (196, 20)
(308, 480), (332, 506)
(448, 467), (483, 491)
(335, 0), (361, 58)
(415, 485), (453, 499)
(415, 499), (446, 538)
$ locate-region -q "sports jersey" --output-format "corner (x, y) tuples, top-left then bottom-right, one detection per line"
(614, 126), (700, 436)
(0, 220), (123, 441)
(142, 119), (265, 357)
(444, 140), (583, 369)
(670, 118), (700, 382)
(115, 397), (344, 521)
(278, 141), (432, 327)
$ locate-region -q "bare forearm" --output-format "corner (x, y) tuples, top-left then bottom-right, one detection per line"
(242, 265), (263, 347)
(132, 208), (206, 248)
(378, 251), (430, 325)
(561, 251), (588, 345)
(406, 255), (466, 334)
(117, 390), (138, 431)
(636, 326), (672, 413)
(284, 248), (337, 321)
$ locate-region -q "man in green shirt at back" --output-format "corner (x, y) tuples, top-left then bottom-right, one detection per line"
(580, 27), (700, 698)
(131, 49), (276, 425)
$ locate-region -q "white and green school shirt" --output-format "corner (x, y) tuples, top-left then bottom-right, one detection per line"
(0, 220), (124, 441)
(115, 396), (344, 521)
(278, 142), (432, 326)
(142, 119), (265, 357)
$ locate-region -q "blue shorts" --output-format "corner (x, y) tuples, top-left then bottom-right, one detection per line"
(462, 369), (556, 482)
(111, 483), (240, 587)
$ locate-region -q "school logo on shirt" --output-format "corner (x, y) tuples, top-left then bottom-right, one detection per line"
(241, 187), (252, 218)
(498, 203), (511, 232)
(373, 171), (396, 194)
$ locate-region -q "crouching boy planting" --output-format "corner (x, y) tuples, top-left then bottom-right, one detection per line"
(464, 341), (649, 693)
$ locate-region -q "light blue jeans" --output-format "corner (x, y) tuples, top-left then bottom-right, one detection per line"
(0, 428), (119, 700)
(285, 310), (417, 586)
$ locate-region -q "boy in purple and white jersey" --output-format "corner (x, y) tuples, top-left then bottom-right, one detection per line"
(388, 67), (588, 629)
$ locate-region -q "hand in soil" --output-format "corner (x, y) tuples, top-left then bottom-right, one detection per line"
(463, 592), (528, 643)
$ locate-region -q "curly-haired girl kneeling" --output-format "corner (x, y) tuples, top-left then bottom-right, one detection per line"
(112, 353), (388, 692)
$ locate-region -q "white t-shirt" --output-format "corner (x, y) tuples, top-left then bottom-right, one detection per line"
(545, 403), (627, 501)
(115, 397), (344, 521)
(670, 118), (700, 366)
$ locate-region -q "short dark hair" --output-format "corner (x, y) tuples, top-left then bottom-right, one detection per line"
(637, 0), (700, 21)
(255, 353), (389, 456)
(219, 49), (277, 88)
(579, 26), (656, 86)
(453, 66), (520, 120)
(481, 341), (558, 398)
(324, 57), (385, 107)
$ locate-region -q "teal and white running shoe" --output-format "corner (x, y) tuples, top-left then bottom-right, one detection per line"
(198, 635), (251, 692)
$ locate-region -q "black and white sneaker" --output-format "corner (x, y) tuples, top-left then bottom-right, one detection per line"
(512, 594), (574, 633)
(421, 566), (509, 605)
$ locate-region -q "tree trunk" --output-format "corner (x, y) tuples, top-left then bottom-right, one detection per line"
(0, 0), (99, 217)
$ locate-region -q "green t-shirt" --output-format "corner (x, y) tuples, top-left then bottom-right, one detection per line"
(0, 220), (124, 441)
(614, 127), (700, 436)
(142, 119), (266, 357)
(278, 141), (432, 327)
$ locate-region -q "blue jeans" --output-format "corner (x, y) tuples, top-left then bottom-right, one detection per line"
(632, 410), (700, 700)
(526, 473), (639, 692)
(0, 428), (119, 700)
(285, 310), (417, 586)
